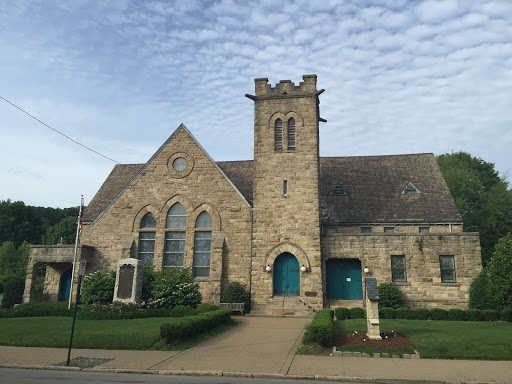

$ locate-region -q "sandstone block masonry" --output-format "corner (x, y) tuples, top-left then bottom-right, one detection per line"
(322, 232), (482, 308)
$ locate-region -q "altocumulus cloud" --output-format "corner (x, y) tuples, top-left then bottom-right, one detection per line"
(0, 0), (511, 208)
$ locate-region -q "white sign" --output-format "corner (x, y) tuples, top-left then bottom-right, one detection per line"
(78, 260), (87, 276)
(346, 277), (351, 282)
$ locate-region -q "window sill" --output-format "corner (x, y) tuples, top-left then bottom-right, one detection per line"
(394, 281), (410, 286)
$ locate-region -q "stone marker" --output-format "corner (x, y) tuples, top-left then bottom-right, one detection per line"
(113, 258), (143, 304)
(365, 277), (382, 340)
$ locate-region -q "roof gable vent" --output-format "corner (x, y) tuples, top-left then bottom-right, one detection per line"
(330, 184), (348, 196)
(400, 181), (421, 195)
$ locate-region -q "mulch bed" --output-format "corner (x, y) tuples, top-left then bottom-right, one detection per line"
(335, 331), (414, 350)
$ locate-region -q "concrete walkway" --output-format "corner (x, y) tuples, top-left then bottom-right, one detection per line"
(1, 317), (511, 383)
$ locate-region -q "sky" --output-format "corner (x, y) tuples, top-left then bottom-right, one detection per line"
(1, 0), (511, 208)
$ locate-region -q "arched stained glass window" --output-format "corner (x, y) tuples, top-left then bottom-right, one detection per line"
(274, 118), (283, 150)
(287, 117), (296, 150)
(166, 202), (187, 229)
(140, 212), (156, 229)
(195, 211), (212, 228)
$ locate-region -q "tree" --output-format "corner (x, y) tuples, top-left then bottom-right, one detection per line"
(437, 152), (512, 265)
(486, 233), (512, 308)
(0, 241), (30, 293)
(42, 216), (78, 245)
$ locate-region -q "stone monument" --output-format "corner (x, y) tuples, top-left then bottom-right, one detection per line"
(365, 277), (382, 340)
(113, 258), (143, 304)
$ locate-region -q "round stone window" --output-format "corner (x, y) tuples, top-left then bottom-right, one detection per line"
(173, 157), (187, 172)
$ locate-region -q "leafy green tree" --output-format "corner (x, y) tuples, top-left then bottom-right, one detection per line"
(486, 233), (512, 308)
(437, 152), (512, 265)
(0, 241), (30, 293)
(80, 271), (116, 304)
(42, 216), (78, 245)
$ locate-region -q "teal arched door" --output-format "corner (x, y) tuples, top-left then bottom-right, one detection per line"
(273, 253), (300, 296)
(326, 259), (363, 300)
(58, 268), (72, 302)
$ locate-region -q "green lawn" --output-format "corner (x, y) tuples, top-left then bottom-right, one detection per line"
(0, 317), (238, 350)
(333, 319), (512, 360)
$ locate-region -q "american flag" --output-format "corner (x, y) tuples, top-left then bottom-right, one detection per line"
(77, 195), (84, 235)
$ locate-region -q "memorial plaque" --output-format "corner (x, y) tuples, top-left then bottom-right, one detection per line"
(365, 277), (379, 300)
(118, 264), (134, 299)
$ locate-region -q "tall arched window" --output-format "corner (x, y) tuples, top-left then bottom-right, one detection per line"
(138, 212), (156, 265)
(164, 203), (186, 270)
(274, 118), (283, 150)
(287, 117), (296, 150)
(193, 211), (212, 278)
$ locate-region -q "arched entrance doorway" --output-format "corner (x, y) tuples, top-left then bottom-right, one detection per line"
(58, 268), (72, 302)
(273, 252), (300, 296)
(326, 259), (363, 300)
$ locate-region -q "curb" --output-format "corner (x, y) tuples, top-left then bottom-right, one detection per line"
(0, 364), (504, 384)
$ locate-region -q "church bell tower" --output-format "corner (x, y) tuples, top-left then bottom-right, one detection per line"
(246, 75), (326, 312)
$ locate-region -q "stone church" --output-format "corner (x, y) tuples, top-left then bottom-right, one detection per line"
(24, 75), (482, 314)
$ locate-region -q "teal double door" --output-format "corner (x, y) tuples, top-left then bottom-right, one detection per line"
(58, 268), (72, 302)
(273, 252), (300, 296)
(326, 259), (363, 300)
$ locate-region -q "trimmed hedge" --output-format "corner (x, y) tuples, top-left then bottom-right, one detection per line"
(379, 307), (396, 319)
(482, 309), (500, 322)
(334, 307), (351, 320)
(466, 308), (483, 321)
(412, 308), (430, 320)
(0, 302), (71, 318)
(395, 307), (413, 319)
(448, 308), (466, 321)
(160, 307), (232, 344)
(303, 309), (334, 345)
(500, 309), (512, 322)
(350, 307), (365, 319)
(429, 308), (448, 320)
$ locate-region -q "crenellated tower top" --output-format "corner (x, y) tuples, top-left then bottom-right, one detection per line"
(246, 74), (323, 99)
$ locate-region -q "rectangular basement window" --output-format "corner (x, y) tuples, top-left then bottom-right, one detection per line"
(419, 226), (431, 233)
(361, 227), (372, 233)
(384, 227), (395, 233)
(325, 227), (338, 234)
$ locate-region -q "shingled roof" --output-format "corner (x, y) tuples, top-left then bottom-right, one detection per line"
(84, 153), (461, 225)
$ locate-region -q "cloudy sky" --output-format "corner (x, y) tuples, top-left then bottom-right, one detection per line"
(1, 0), (511, 208)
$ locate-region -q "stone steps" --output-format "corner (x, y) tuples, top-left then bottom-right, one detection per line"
(250, 297), (316, 317)
(326, 299), (364, 309)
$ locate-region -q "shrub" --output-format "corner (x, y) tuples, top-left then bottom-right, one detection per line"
(350, 307), (365, 319)
(303, 309), (334, 345)
(334, 307), (351, 320)
(160, 307), (232, 344)
(412, 308), (430, 320)
(379, 307), (396, 319)
(149, 267), (202, 309)
(465, 308), (483, 321)
(429, 308), (448, 320)
(141, 263), (156, 302)
(395, 307), (413, 319)
(487, 233), (512, 308)
(0, 302), (71, 317)
(195, 304), (219, 313)
(469, 268), (499, 310)
(500, 309), (512, 322)
(378, 282), (403, 309)
(482, 309), (500, 322)
(1, 275), (26, 309)
(448, 308), (466, 321)
(80, 271), (116, 305)
(221, 281), (251, 313)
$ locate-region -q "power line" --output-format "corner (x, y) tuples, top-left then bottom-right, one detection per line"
(0, 95), (140, 172)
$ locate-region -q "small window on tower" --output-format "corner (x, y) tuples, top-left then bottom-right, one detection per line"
(283, 180), (288, 196)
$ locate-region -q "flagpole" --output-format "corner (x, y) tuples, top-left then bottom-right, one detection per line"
(68, 195), (84, 310)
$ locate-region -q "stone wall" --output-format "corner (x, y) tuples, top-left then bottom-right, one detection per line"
(250, 75), (324, 310)
(321, 232), (482, 308)
(81, 127), (253, 304)
(23, 245), (94, 303)
(324, 224), (463, 234)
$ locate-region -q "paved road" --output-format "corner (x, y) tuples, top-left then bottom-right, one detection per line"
(0, 368), (356, 384)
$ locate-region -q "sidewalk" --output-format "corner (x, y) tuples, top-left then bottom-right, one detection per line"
(1, 317), (511, 383)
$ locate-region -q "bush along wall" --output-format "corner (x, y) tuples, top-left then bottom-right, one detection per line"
(303, 309), (334, 346)
(160, 307), (232, 344)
